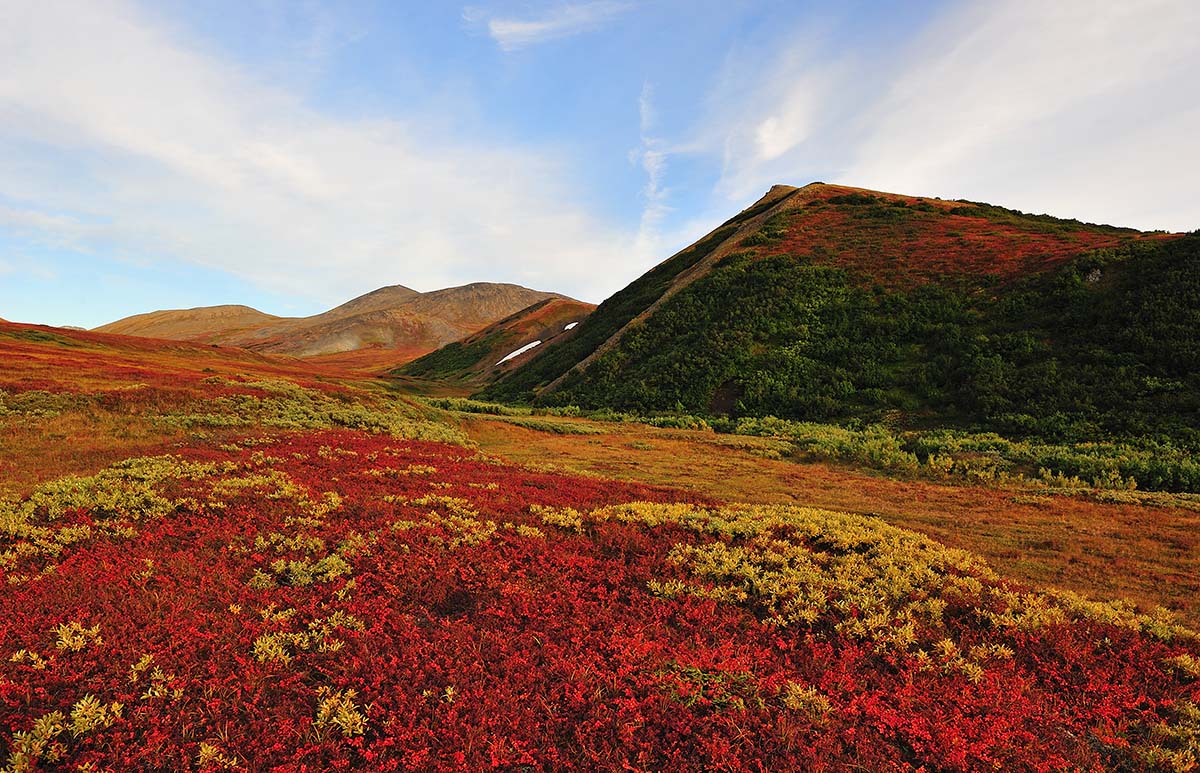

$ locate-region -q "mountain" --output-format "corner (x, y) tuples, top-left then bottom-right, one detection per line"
(96, 282), (567, 362)
(95, 304), (282, 343)
(394, 297), (594, 385)
(481, 182), (1198, 444)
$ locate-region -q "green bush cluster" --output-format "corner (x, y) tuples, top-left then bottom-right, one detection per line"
(396, 333), (505, 381)
(0, 328), (84, 347)
(721, 416), (919, 472)
(495, 417), (605, 435)
(424, 397), (527, 416)
(420, 397), (711, 432)
(723, 417), (1200, 491)
(0, 390), (85, 419)
(740, 212), (794, 247)
(423, 393), (1198, 492)
(948, 201), (1137, 235)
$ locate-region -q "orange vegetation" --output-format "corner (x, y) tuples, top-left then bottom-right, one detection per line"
(0, 321), (370, 495)
(5, 319), (1195, 629)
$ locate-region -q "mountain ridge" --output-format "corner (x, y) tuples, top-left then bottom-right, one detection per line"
(94, 304), (283, 343)
(96, 282), (569, 362)
(539, 182), (805, 394)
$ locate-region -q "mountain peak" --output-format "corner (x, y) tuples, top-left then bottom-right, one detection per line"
(96, 282), (569, 364)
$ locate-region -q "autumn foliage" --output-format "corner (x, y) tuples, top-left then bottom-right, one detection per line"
(747, 184), (1178, 288)
(2, 321), (1200, 771)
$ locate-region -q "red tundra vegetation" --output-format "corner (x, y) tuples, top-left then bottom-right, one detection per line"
(2, 321), (1199, 771)
(763, 184), (1180, 288)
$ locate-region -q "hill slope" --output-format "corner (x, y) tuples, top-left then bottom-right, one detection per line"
(394, 297), (594, 385)
(94, 304), (282, 343)
(97, 283), (566, 361)
(481, 183), (1197, 444)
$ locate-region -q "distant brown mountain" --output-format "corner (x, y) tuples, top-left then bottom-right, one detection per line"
(96, 282), (569, 362)
(96, 305), (282, 343)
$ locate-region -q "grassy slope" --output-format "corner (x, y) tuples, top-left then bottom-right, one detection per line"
(3, 322), (1200, 771)
(0, 321), (440, 497)
(487, 184), (1197, 448)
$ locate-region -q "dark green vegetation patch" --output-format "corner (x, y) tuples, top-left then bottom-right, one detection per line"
(492, 234), (1200, 454)
(397, 333), (507, 381)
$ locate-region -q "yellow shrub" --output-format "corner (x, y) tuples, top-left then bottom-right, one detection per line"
(531, 504), (584, 533)
(69, 694), (122, 737)
(3, 710), (66, 773)
(780, 682), (832, 722)
(576, 501), (1197, 659)
(314, 688), (368, 738)
(54, 622), (102, 652)
(196, 742), (239, 769)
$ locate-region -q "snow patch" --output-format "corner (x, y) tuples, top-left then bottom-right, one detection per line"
(496, 340), (542, 365)
(564, 322), (578, 330)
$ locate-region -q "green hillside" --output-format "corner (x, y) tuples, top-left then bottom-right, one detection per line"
(481, 184), (1198, 447)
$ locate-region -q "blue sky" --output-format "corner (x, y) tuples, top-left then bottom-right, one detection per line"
(1, 0), (1197, 328)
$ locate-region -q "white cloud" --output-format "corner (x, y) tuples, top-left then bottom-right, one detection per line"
(844, 0), (1200, 230)
(467, 1), (632, 51)
(638, 80), (656, 134)
(629, 82), (675, 260)
(699, 0), (1200, 233)
(0, 0), (647, 309)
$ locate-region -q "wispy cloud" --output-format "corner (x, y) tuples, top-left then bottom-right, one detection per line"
(691, 0), (1200, 233)
(0, 249), (57, 281)
(631, 82), (671, 255)
(466, 1), (632, 52)
(0, 0), (647, 310)
(843, 0), (1200, 231)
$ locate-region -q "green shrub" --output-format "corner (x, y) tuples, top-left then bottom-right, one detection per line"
(423, 397), (528, 416)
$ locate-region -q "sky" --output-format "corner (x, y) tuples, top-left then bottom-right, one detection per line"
(1, 0), (1197, 328)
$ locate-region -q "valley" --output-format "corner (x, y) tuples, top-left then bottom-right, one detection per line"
(2, 182), (1199, 771)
